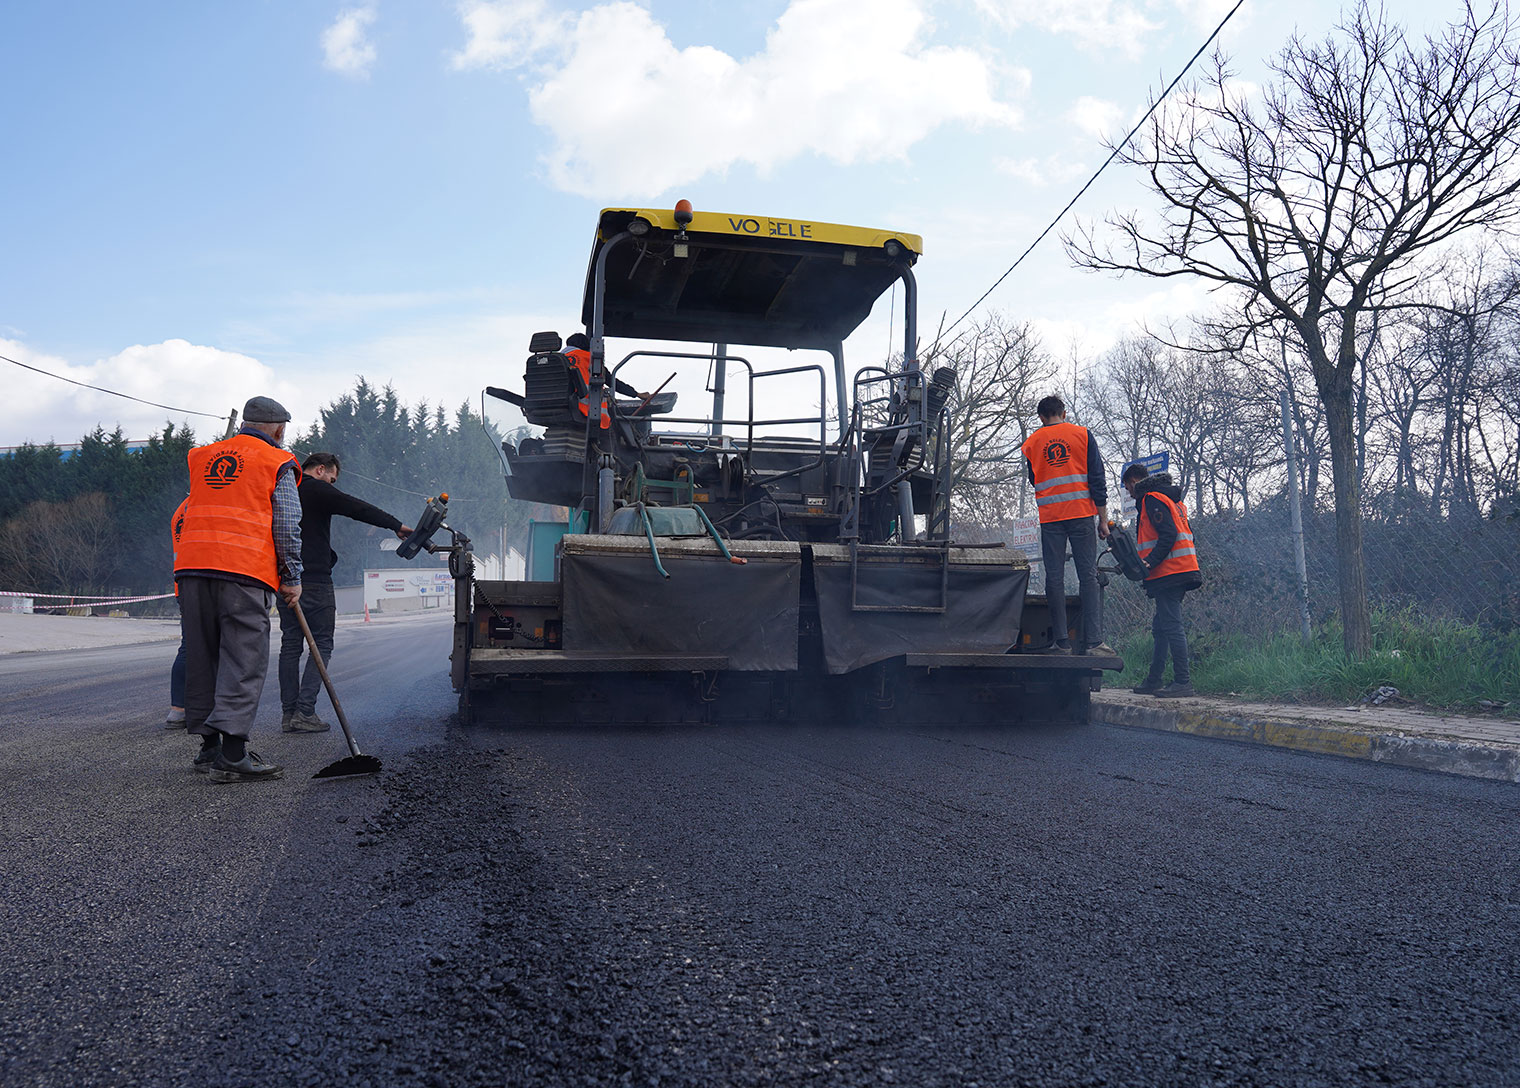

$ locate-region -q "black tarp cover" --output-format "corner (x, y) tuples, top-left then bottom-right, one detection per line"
(561, 536), (801, 671)
(810, 545), (1029, 675)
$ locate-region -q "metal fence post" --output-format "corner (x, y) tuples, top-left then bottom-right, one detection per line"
(1280, 391), (1312, 643)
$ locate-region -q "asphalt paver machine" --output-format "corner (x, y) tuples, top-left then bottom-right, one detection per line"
(438, 202), (1120, 724)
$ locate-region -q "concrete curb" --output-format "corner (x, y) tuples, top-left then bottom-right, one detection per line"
(1093, 698), (1520, 785)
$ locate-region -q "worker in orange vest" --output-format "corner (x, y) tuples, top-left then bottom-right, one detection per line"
(1123, 462), (1203, 697)
(165, 498), (188, 727)
(1020, 395), (1112, 655)
(564, 332), (643, 429)
(175, 396), (304, 782)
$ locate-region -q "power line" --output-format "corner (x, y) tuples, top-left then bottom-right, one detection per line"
(936, 0), (1248, 348)
(1, 351), (227, 420)
(340, 468), (478, 502)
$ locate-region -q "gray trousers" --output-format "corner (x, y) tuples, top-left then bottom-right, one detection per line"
(277, 581), (335, 715)
(178, 576), (274, 741)
(1040, 515), (1102, 649)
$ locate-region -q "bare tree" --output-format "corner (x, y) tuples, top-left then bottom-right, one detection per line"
(927, 312), (1057, 537)
(0, 493), (120, 597)
(1079, 335), (1168, 467)
(1067, 1), (1520, 656)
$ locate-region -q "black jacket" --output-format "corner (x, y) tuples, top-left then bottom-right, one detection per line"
(297, 477), (404, 585)
(1133, 472), (1203, 598)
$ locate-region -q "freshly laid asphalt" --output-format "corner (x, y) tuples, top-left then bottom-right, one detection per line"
(1, 613), (1517, 1087)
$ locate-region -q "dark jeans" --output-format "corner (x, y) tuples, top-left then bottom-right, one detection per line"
(170, 641), (186, 708)
(1147, 588), (1191, 684)
(178, 576), (274, 741)
(277, 581), (336, 715)
(1041, 515), (1101, 648)
(170, 594), (186, 708)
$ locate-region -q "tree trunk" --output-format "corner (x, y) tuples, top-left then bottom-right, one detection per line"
(1321, 387), (1372, 657)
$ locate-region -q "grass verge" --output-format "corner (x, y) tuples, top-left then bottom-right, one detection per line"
(1112, 609), (1520, 711)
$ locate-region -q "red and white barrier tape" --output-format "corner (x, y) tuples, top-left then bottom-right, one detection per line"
(1, 591), (176, 608)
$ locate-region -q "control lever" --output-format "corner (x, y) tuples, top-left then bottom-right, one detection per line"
(397, 493), (449, 560)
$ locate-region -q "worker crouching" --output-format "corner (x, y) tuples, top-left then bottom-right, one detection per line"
(1123, 464), (1203, 698)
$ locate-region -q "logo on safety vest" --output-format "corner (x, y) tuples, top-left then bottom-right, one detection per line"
(1044, 440), (1070, 468)
(173, 511), (185, 540)
(204, 451), (244, 489)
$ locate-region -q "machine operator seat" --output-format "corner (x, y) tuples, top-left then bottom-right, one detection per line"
(520, 331), (584, 428)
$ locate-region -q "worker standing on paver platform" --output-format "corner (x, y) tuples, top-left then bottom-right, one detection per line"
(174, 396), (302, 783)
(1021, 395), (1113, 656)
(1123, 461), (1202, 698)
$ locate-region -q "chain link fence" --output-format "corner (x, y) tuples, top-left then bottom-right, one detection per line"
(1092, 503), (1520, 647)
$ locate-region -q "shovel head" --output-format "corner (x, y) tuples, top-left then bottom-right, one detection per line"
(313, 754), (383, 779)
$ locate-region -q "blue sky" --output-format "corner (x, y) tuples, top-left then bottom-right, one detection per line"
(1, 0), (1451, 446)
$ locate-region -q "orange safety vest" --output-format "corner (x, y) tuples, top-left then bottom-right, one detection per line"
(1137, 491), (1200, 580)
(170, 498), (188, 596)
(565, 348), (610, 429)
(174, 434), (301, 590)
(1022, 421), (1097, 524)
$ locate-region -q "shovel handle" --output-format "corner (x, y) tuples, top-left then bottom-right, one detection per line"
(291, 599), (363, 759)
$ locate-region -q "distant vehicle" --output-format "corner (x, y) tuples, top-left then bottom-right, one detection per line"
(402, 201), (1120, 724)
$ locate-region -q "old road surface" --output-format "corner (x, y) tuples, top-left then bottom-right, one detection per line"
(2, 612), (1517, 1088)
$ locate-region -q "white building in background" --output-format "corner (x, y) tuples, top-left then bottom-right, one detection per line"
(358, 549), (524, 614)
(472, 548), (525, 582)
(362, 569), (454, 612)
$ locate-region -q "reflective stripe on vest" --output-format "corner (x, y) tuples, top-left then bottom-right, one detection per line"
(566, 348), (610, 429)
(175, 435), (300, 590)
(1021, 421), (1097, 523)
(1137, 491), (1200, 580)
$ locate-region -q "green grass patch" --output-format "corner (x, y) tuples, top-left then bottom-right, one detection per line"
(1112, 608), (1520, 711)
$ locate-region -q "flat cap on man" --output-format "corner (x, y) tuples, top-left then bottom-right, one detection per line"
(243, 396), (291, 423)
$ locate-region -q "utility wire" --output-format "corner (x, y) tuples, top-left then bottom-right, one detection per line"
(340, 467), (479, 502)
(936, 0), (1247, 348)
(1, 352), (227, 420)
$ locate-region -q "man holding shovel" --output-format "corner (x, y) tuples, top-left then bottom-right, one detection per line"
(175, 396), (303, 783)
(275, 451), (410, 733)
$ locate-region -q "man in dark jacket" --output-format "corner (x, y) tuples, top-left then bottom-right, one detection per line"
(1123, 463), (1203, 698)
(276, 452), (411, 732)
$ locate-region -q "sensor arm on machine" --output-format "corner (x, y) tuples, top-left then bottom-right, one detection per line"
(397, 493), (454, 560)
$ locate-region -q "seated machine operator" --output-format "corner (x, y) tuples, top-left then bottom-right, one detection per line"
(564, 332), (643, 428)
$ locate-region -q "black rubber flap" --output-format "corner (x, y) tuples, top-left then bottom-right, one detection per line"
(562, 548), (800, 671)
(813, 556), (1028, 675)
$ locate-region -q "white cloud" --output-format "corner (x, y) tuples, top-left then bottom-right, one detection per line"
(322, 6), (378, 78)
(454, 0), (1023, 198)
(1, 339), (304, 447)
(451, 0), (568, 70)
(995, 154), (1091, 186)
(971, 0), (1159, 54)
(1067, 95), (1124, 140)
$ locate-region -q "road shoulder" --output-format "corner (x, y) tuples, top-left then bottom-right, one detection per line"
(1093, 689), (1520, 784)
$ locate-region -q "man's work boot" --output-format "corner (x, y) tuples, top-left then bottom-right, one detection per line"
(165, 707), (186, 728)
(280, 710), (294, 732)
(1154, 682), (1196, 699)
(1131, 679), (1163, 695)
(210, 752), (283, 783)
(1078, 642), (1118, 658)
(287, 711), (332, 733)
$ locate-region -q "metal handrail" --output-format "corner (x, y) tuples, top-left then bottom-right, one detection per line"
(609, 349), (830, 489)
